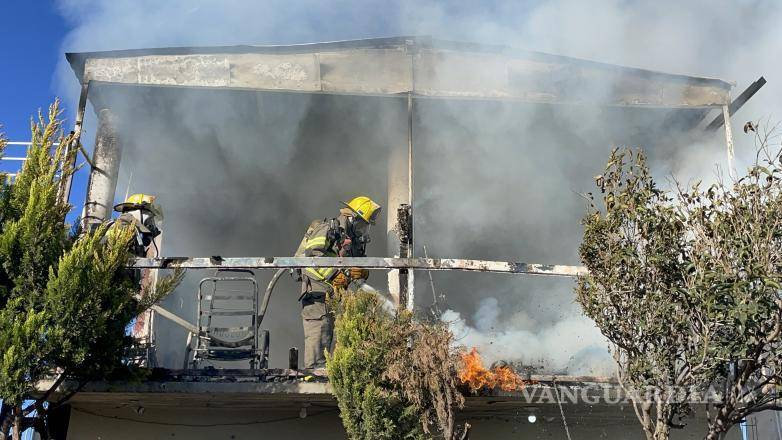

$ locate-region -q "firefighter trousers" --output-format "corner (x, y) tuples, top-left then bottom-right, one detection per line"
(301, 292), (333, 369)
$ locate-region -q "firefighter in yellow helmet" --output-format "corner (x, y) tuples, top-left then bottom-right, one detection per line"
(113, 193), (162, 257)
(294, 196), (381, 372)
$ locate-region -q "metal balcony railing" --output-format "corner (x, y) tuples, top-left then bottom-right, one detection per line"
(1, 141), (61, 183)
(1, 141), (29, 183)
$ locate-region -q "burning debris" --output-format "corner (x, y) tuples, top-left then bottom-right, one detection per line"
(458, 348), (530, 392)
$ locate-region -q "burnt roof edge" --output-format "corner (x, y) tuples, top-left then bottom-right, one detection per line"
(65, 35), (733, 89)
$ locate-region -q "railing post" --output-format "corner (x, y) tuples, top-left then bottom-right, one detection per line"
(59, 82), (89, 206)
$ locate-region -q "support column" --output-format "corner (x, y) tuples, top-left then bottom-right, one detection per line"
(387, 137), (407, 309)
(722, 104), (736, 181)
(387, 94), (415, 311)
(405, 93), (415, 312)
(82, 108), (122, 231)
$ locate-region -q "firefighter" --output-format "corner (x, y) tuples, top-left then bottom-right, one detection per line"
(296, 196), (381, 372)
(112, 193), (163, 258)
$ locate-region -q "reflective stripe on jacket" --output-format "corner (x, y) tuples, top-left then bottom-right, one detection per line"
(304, 267), (337, 282)
(299, 219), (339, 285)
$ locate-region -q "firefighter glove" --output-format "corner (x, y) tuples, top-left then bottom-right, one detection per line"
(350, 267), (370, 280)
(332, 271), (349, 288)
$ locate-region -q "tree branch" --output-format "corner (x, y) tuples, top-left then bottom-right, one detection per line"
(22, 372), (68, 416)
(47, 380), (89, 411)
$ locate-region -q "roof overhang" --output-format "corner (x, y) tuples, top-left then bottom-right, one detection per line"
(66, 36), (733, 108)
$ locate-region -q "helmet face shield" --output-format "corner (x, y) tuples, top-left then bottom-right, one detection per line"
(346, 218), (371, 256)
(366, 206), (381, 225)
(352, 218), (370, 237)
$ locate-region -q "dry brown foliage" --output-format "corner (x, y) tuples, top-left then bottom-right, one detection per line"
(384, 312), (465, 439)
(328, 288), (466, 439)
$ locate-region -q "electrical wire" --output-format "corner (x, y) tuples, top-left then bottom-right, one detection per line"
(72, 406), (337, 427)
(553, 382), (574, 440)
(422, 245), (439, 314)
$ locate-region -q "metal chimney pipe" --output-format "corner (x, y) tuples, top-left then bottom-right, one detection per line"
(82, 108), (122, 231)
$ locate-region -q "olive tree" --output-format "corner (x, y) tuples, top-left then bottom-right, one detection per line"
(578, 128), (782, 440)
(577, 149), (692, 440)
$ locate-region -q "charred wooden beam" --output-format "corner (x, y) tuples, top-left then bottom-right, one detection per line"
(706, 76), (767, 131)
(151, 305), (198, 334)
(69, 37), (733, 108)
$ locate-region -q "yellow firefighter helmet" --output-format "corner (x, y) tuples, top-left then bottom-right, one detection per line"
(114, 193), (157, 213)
(342, 196), (381, 224)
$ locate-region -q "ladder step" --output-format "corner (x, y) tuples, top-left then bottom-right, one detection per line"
(200, 310), (256, 316)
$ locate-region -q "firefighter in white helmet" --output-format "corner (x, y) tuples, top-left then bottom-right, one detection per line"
(294, 196), (381, 372)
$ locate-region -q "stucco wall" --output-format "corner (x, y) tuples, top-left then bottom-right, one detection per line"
(67, 403), (743, 439)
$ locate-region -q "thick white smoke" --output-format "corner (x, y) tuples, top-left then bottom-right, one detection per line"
(443, 298), (612, 375)
(54, 0), (782, 373)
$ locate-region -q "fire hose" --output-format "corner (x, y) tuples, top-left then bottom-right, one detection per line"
(155, 267), (389, 336)
(259, 268), (286, 327)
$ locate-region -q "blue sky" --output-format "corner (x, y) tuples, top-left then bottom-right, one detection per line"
(1, 1), (86, 222)
(1, 2), (70, 140)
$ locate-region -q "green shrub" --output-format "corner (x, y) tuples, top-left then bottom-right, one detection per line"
(327, 288), (464, 440)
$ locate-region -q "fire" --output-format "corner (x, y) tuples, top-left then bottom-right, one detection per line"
(458, 348), (527, 392)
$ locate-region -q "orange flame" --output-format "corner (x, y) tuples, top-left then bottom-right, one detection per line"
(458, 348), (527, 392)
